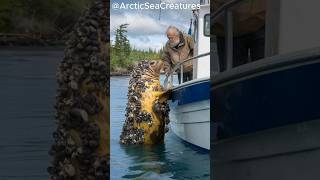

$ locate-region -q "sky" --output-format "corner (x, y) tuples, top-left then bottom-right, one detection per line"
(110, 0), (200, 51)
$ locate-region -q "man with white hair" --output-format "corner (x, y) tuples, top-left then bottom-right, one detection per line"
(162, 25), (194, 83)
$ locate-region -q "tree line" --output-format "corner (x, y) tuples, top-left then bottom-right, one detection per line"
(0, 0), (92, 40)
(110, 23), (163, 72)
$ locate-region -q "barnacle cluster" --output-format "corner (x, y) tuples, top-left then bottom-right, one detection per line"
(120, 60), (170, 145)
(48, 1), (109, 179)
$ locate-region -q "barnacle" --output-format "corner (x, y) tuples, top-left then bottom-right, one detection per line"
(120, 60), (170, 144)
(48, 1), (109, 179)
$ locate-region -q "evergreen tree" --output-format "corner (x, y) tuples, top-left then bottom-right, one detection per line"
(110, 24), (163, 72)
(114, 23), (130, 67)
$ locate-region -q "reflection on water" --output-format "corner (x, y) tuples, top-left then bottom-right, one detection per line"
(111, 76), (210, 180)
(0, 48), (63, 180)
(120, 144), (169, 179)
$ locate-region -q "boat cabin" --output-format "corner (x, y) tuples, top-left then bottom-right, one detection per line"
(166, 0), (211, 86)
(192, 1), (210, 80)
(211, 1), (320, 179)
(211, 0), (320, 76)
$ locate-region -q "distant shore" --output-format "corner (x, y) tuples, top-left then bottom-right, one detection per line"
(0, 45), (161, 77)
(0, 46), (65, 51)
(110, 71), (130, 76)
(0, 34), (66, 47)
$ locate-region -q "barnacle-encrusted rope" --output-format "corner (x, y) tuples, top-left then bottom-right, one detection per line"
(120, 60), (170, 144)
(48, 0), (110, 179)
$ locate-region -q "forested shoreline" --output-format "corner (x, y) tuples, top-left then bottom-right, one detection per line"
(0, 0), (163, 74)
(0, 0), (92, 45)
(110, 24), (163, 75)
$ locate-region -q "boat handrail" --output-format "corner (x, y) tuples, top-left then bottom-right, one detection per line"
(164, 52), (210, 89)
(211, 0), (246, 21)
(171, 52), (211, 73)
(212, 0), (259, 71)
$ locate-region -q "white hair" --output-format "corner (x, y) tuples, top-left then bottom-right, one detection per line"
(166, 25), (180, 36)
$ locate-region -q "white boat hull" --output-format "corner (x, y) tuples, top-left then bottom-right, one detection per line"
(170, 100), (210, 150)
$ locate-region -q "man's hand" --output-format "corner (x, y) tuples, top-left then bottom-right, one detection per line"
(161, 60), (172, 77)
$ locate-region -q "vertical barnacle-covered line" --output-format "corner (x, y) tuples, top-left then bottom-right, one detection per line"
(48, 0), (110, 179)
(119, 61), (170, 145)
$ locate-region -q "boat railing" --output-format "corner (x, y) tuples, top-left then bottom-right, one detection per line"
(163, 0), (248, 89)
(164, 52), (210, 89)
(211, 0), (245, 21)
(212, 0), (264, 71)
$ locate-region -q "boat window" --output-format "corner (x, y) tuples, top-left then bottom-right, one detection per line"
(212, 11), (226, 72)
(212, 0), (266, 72)
(200, 0), (208, 5)
(204, 14), (210, 37)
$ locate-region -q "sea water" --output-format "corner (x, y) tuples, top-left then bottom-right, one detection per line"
(110, 76), (210, 180)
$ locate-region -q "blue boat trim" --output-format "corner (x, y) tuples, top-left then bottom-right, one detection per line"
(169, 79), (210, 105)
(212, 58), (320, 140)
(212, 46), (320, 88)
(171, 121), (210, 124)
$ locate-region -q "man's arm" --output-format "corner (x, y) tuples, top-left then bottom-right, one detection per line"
(161, 46), (173, 75)
(186, 35), (194, 57)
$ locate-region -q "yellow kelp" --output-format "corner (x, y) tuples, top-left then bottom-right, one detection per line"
(48, 1), (109, 179)
(120, 60), (170, 144)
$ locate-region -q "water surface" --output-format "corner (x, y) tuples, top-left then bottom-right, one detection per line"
(0, 47), (62, 179)
(110, 76), (210, 180)
(0, 48), (210, 179)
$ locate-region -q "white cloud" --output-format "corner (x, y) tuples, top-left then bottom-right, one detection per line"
(110, 12), (168, 36)
(131, 41), (164, 52)
(129, 34), (166, 51)
(138, 36), (150, 43)
(110, 34), (166, 51)
(110, 12), (191, 37)
(110, 1), (199, 51)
